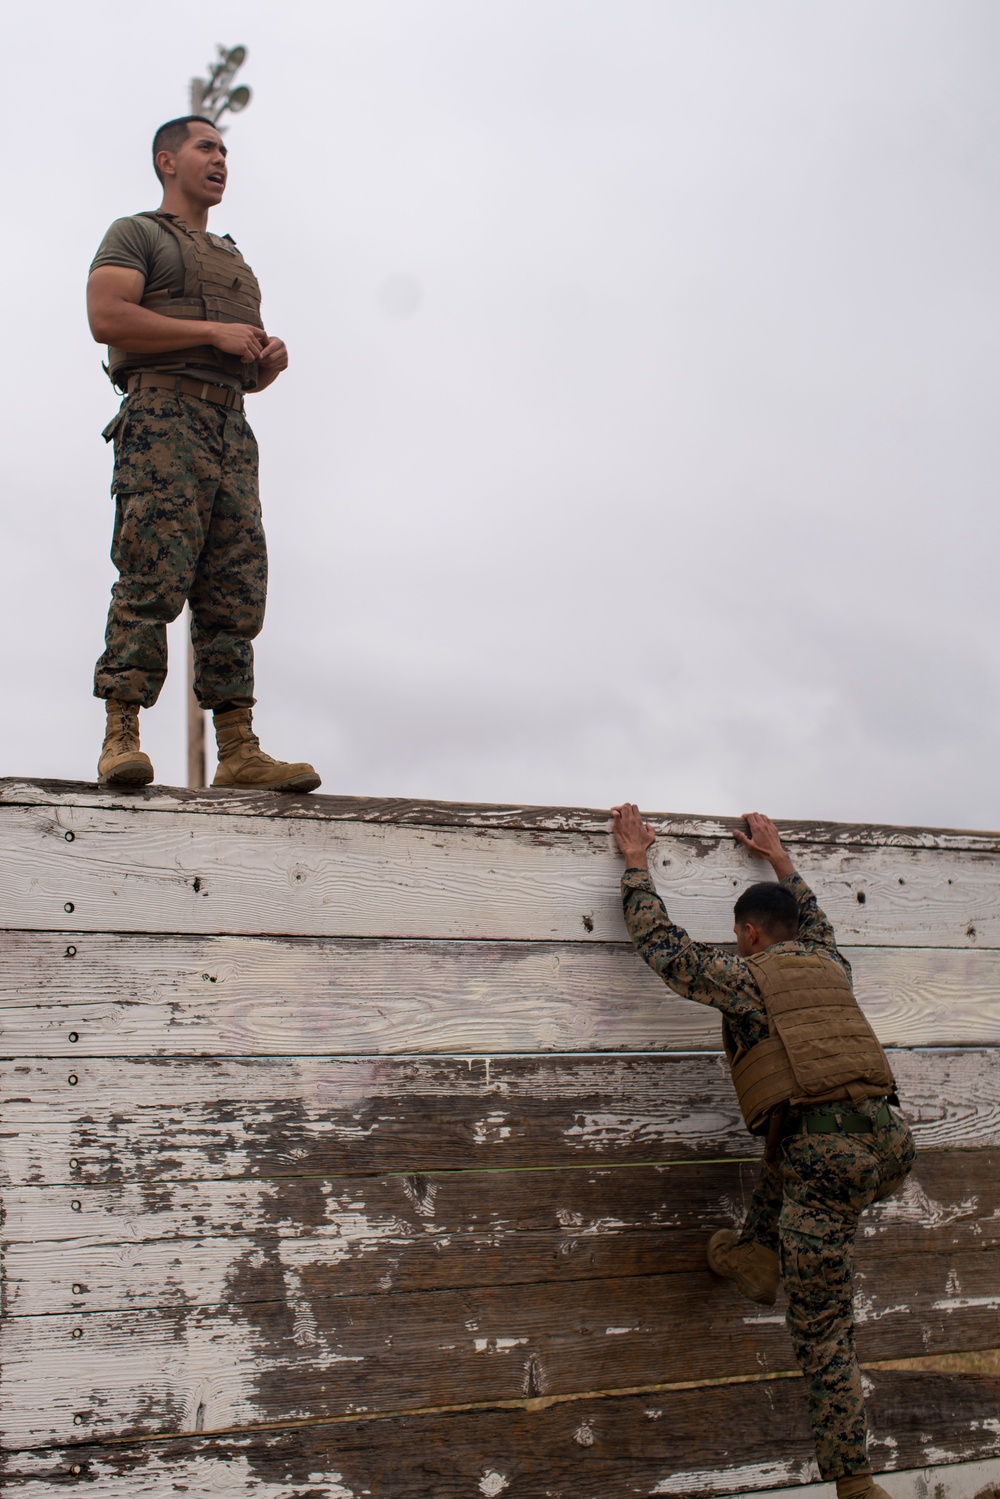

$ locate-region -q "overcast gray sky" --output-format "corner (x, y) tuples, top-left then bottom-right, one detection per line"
(2, 1), (998, 827)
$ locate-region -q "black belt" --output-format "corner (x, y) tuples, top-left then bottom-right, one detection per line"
(783, 1101), (892, 1137)
(127, 373), (244, 411)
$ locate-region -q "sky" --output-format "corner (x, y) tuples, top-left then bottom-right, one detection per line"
(2, 1), (999, 827)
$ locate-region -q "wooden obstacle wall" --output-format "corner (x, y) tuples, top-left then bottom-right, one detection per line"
(1, 778), (999, 1498)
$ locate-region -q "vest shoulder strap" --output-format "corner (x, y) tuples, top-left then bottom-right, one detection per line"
(138, 212), (202, 299)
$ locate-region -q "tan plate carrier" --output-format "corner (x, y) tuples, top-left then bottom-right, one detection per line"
(728, 949), (895, 1135)
(106, 212), (263, 393)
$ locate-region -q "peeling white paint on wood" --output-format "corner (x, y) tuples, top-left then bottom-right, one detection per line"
(2, 1050), (998, 1189)
(4, 797), (1000, 944)
(4, 1450), (361, 1499)
(717, 1455), (1000, 1499)
(3, 1248), (997, 1449)
(3, 1157), (995, 1319)
(6, 778), (1000, 852)
(2, 782), (998, 1494)
(658, 1459), (820, 1494)
(4, 934), (1000, 1055)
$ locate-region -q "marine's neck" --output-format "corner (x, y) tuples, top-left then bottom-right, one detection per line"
(158, 187), (211, 232)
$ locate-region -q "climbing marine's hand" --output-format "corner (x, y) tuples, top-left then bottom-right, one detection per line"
(611, 803), (656, 870)
(734, 813), (794, 880)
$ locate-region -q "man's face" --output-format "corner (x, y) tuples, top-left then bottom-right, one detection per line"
(162, 123), (228, 204)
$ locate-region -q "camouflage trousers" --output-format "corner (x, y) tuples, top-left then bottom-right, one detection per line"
(94, 388), (267, 710)
(739, 1101), (916, 1479)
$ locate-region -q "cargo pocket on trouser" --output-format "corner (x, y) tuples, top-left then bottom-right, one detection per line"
(873, 1108), (917, 1202)
(102, 405), (130, 497)
(101, 405), (128, 445)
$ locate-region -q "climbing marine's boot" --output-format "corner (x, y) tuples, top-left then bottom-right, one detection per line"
(836, 1474), (893, 1499)
(211, 708), (321, 793)
(97, 701), (154, 787)
(706, 1229), (780, 1306)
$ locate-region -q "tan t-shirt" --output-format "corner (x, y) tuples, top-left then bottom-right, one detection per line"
(90, 214), (243, 389)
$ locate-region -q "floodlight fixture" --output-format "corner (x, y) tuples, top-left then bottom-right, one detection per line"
(189, 43), (253, 128)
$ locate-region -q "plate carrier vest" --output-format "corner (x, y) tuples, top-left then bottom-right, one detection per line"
(725, 949), (895, 1135)
(105, 213), (263, 393)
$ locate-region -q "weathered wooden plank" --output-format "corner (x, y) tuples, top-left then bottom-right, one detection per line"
(723, 1459), (1000, 1499)
(5, 1379), (1000, 1496)
(1, 1049), (995, 1186)
(4, 1380), (999, 1498)
(3, 1250), (1000, 1450)
(3, 800), (1000, 945)
(3, 1377), (998, 1496)
(4, 1153), (996, 1316)
(4, 933), (1000, 1056)
(5, 776), (1000, 852)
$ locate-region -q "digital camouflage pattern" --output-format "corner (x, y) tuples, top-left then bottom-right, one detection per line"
(741, 1109), (915, 1477)
(94, 388), (267, 710)
(621, 865), (850, 1053)
(620, 863), (916, 1478)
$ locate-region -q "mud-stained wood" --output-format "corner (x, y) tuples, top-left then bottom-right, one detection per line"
(4, 800), (1000, 946)
(4, 1153), (997, 1317)
(5, 933), (1000, 1056)
(4, 1249), (1000, 1450)
(1, 1049), (995, 1187)
(3, 1376), (999, 1497)
(5, 776), (1000, 853)
(4, 1201), (1000, 1458)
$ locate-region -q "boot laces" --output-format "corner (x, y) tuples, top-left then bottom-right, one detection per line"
(111, 705), (140, 751)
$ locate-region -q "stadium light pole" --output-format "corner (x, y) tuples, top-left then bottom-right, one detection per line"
(184, 46), (253, 789)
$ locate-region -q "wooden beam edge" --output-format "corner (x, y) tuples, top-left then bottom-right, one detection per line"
(3, 778), (1000, 850)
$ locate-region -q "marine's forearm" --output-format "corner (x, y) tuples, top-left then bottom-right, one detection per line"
(88, 298), (220, 353)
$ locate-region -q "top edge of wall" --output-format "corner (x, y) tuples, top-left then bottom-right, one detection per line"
(2, 778), (1000, 851)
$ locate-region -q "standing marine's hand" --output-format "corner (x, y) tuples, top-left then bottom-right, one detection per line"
(258, 336), (288, 372)
(734, 812), (794, 880)
(210, 322), (268, 361)
(611, 803), (656, 869)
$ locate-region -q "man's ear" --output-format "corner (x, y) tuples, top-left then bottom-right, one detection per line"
(742, 920), (763, 952)
(155, 150), (176, 180)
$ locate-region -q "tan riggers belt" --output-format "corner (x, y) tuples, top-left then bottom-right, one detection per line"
(105, 212), (263, 392)
(707, 950), (895, 1302)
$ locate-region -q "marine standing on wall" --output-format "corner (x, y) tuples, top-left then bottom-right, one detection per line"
(611, 804), (916, 1499)
(87, 115), (321, 792)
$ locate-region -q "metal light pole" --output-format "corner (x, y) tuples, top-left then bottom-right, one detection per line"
(184, 46), (253, 789)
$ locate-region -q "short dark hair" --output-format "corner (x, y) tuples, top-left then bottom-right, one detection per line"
(152, 116), (218, 183)
(733, 881), (798, 940)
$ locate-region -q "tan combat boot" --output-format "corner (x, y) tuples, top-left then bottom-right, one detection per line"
(97, 701), (154, 787)
(212, 708), (321, 793)
(706, 1229), (780, 1306)
(836, 1473), (893, 1499)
